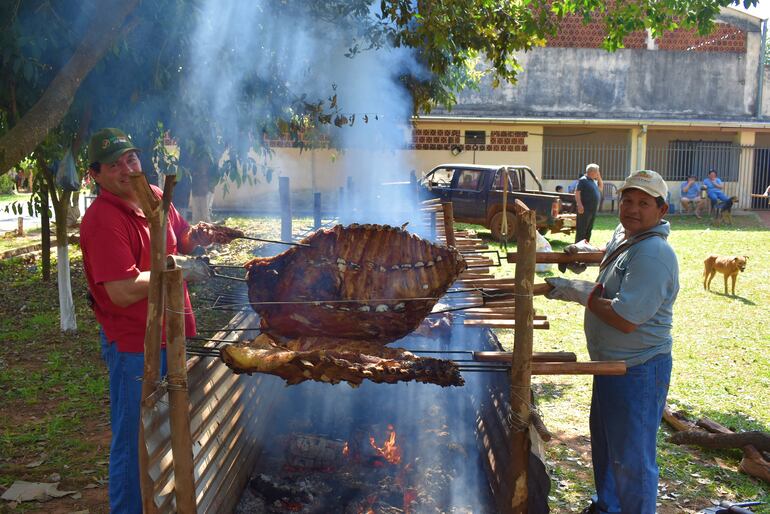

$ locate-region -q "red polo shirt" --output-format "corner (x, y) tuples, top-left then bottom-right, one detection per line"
(80, 186), (197, 353)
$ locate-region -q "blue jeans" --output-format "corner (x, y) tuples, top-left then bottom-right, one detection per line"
(589, 352), (672, 513)
(708, 190), (729, 204)
(100, 330), (167, 514)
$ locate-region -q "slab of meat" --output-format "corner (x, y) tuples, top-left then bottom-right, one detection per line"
(244, 224), (466, 342)
(188, 222), (245, 246)
(220, 334), (464, 387)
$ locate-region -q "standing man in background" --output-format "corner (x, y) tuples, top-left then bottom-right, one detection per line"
(575, 163), (603, 243)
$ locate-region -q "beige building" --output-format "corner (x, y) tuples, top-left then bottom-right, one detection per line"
(213, 6), (770, 214)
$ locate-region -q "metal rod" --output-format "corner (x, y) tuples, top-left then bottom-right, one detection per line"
(194, 328), (257, 333)
(236, 235), (310, 247)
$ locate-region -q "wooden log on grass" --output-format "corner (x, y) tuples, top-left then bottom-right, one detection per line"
(664, 407), (770, 485)
(669, 430), (770, 452)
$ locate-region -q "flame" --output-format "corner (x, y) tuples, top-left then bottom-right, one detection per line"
(369, 424), (401, 465)
(342, 441), (349, 457)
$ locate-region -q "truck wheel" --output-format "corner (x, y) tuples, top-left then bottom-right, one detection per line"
(490, 212), (517, 242)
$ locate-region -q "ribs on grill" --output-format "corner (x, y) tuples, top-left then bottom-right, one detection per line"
(219, 224), (467, 387)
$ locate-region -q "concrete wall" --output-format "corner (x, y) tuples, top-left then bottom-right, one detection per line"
(212, 122), (547, 212)
(436, 41), (762, 121)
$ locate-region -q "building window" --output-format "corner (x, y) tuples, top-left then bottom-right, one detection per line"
(465, 130), (486, 146)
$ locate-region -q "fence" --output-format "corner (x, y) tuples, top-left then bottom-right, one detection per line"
(542, 143), (630, 181)
(542, 142), (770, 210)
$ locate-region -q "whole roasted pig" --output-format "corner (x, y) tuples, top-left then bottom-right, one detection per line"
(219, 224), (467, 387)
(244, 223), (466, 342)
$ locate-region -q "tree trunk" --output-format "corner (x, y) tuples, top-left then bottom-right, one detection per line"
(67, 190), (81, 227)
(190, 155), (213, 223)
(40, 180), (51, 282)
(54, 191), (77, 333)
(0, 0), (140, 171)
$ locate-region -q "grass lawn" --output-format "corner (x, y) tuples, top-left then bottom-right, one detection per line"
(0, 212), (767, 512)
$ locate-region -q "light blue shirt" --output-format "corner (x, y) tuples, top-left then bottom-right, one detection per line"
(703, 176), (723, 194)
(680, 180), (701, 200)
(584, 221), (679, 367)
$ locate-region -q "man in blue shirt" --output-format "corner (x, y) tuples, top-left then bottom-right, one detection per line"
(545, 169), (679, 514)
(703, 169), (730, 205)
(680, 174), (706, 218)
(575, 163), (603, 243)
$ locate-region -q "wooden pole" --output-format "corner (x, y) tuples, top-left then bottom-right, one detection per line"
(441, 202), (456, 247)
(338, 186), (345, 223)
(130, 172), (175, 514)
(163, 263), (197, 512)
(279, 176), (292, 243)
(506, 251), (605, 264)
(346, 175), (354, 218)
(510, 199), (536, 513)
(313, 192), (322, 229)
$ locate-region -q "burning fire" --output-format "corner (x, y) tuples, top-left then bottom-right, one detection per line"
(369, 424), (401, 465)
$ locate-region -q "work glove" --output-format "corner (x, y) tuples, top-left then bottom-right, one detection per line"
(558, 239), (600, 274)
(167, 255), (213, 283)
(544, 277), (600, 306)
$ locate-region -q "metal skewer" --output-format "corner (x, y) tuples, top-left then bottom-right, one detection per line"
(235, 235), (310, 247)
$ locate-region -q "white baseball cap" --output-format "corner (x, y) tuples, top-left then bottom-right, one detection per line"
(618, 169), (668, 199)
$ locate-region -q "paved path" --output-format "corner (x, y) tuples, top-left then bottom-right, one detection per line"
(756, 210), (770, 229)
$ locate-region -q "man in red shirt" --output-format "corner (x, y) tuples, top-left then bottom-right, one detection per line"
(80, 128), (220, 513)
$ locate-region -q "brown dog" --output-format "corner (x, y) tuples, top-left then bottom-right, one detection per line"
(703, 254), (748, 296)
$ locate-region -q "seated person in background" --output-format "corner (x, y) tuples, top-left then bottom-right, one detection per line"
(679, 174), (706, 218)
(703, 169), (730, 205)
(555, 185), (564, 193)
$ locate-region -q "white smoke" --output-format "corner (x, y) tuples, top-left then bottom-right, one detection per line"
(185, 0), (424, 228)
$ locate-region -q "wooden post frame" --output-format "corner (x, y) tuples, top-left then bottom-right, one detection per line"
(509, 199), (536, 513)
(441, 202), (456, 247)
(129, 172), (175, 514)
(279, 176), (292, 243)
(163, 262), (197, 512)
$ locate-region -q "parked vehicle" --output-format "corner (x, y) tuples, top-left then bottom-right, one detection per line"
(417, 164), (575, 241)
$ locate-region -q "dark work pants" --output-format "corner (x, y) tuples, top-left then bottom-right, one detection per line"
(575, 209), (597, 243)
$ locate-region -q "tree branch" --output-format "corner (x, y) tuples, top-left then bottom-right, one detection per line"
(0, 0), (140, 172)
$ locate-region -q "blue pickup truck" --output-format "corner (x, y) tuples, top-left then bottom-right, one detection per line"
(418, 164), (576, 241)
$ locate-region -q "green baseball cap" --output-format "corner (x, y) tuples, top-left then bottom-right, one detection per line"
(87, 128), (140, 164)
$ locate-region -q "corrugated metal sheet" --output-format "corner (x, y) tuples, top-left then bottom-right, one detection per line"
(142, 311), (284, 513)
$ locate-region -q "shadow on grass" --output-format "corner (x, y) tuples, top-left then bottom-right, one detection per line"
(703, 290), (757, 306)
(532, 381), (576, 403)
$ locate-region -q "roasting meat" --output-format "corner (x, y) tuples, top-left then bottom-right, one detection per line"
(219, 224), (467, 387)
(220, 334), (464, 387)
(244, 223), (466, 342)
(188, 222), (245, 246)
